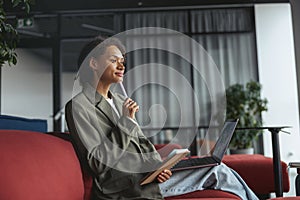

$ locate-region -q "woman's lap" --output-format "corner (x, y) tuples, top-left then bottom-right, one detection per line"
(159, 163), (258, 200)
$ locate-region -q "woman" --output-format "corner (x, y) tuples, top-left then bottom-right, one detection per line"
(65, 36), (258, 200)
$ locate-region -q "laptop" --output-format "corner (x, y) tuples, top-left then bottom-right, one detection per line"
(171, 119), (238, 172)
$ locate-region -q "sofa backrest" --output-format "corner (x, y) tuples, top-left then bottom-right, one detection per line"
(0, 115), (47, 132)
(0, 130), (84, 200)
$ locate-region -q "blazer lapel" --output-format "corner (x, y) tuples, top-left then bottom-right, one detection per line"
(111, 93), (124, 117)
(82, 83), (119, 125)
(96, 98), (119, 126)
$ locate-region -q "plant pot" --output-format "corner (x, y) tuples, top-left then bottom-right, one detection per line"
(229, 148), (254, 155)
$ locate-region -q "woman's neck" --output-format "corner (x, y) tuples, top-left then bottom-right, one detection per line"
(96, 82), (111, 99)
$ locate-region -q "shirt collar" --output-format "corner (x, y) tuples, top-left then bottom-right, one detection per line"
(82, 82), (116, 105)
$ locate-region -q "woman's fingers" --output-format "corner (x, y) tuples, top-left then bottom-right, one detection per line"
(164, 169), (172, 177)
(126, 100), (138, 111)
(123, 98), (139, 118)
(129, 102), (139, 111)
(157, 169), (172, 183)
(124, 98), (133, 106)
(157, 175), (167, 183)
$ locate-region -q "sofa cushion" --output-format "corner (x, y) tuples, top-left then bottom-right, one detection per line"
(223, 154), (290, 194)
(0, 130), (84, 200)
(269, 198), (300, 200)
(47, 131), (93, 200)
(165, 189), (240, 199)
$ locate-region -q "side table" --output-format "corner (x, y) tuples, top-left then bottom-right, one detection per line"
(238, 126), (291, 197)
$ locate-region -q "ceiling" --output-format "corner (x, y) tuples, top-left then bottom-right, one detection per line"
(5, 0), (289, 72)
(8, 12), (116, 72)
(6, 0), (289, 13)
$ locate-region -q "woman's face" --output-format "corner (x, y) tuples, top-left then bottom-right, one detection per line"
(93, 45), (125, 84)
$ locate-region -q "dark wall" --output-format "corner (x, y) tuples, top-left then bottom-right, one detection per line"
(5, 0), (289, 13)
(290, 0), (300, 110)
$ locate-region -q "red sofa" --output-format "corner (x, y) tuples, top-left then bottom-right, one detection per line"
(0, 130), (84, 200)
(0, 130), (289, 199)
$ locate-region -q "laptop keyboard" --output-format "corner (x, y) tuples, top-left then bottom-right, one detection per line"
(172, 156), (217, 170)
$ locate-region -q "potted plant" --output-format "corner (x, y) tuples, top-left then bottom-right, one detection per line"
(226, 81), (268, 154)
(0, 0), (32, 113)
(0, 0), (32, 67)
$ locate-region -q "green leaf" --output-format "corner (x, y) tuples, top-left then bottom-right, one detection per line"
(25, 3), (30, 13)
(12, 0), (22, 7)
(12, 55), (17, 65)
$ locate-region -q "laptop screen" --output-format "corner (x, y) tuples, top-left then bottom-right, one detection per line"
(212, 119), (239, 160)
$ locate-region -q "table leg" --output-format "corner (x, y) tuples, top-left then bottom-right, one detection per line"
(269, 128), (283, 197)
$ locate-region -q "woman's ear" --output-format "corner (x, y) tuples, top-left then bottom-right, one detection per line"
(89, 57), (99, 71)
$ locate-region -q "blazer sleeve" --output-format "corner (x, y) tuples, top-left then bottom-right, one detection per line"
(65, 100), (161, 175)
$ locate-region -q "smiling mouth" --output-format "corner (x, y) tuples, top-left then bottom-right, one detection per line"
(115, 73), (123, 77)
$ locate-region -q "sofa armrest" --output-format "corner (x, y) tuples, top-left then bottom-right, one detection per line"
(223, 154), (289, 195)
(0, 130), (85, 200)
(288, 162), (300, 196)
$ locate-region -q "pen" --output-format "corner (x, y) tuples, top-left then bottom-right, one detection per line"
(120, 82), (128, 98)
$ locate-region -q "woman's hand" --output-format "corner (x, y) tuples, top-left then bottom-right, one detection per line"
(123, 98), (139, 119)
(156, 169), (172, 183)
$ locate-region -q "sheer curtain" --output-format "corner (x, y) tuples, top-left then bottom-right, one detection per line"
(191, 8), (258, 125)
(191, 8), (257, 85)
(123, 11), (195, 146)
(190, 8), (258, 153)
(121, 8), (258, 151)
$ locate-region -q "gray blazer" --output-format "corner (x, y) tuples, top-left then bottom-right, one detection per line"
(65, 83), (163, 200)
